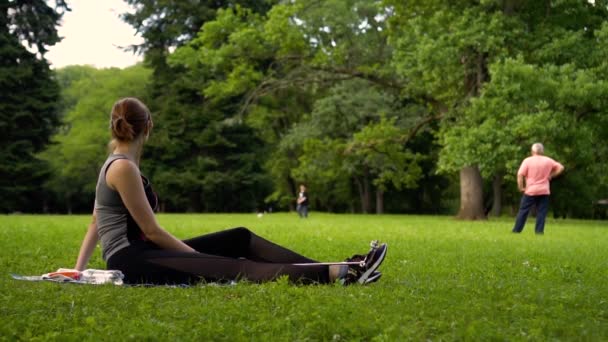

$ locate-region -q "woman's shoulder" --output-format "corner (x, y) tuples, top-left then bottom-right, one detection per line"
(106, 158), (140, 186)
(108, 158), (138, 173)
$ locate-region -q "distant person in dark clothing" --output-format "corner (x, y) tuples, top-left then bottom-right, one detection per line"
(512, 143), (564, 235)
(297, 184), (309, 218)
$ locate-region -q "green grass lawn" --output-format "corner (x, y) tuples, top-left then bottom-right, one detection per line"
(1, 213), (606, 341)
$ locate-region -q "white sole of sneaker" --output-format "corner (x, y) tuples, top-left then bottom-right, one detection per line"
(364, 272), (382, 284)
(357, 244), (387, 284)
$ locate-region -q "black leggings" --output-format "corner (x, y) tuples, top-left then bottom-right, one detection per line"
(107, 227), (330, 285)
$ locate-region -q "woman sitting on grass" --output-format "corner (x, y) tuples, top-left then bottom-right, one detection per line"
(73, 97), (387, 285)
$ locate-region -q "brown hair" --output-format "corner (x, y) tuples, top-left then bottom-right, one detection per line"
(110, 97), (151, 142)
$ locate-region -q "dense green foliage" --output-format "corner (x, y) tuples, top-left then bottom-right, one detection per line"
(39, 65), (151, 213)
(124, 0), (607, 216)
(386, 0), (608, 217)
(162, 1), (451, 214)
(120, 0), (278, 213)
(1, 214), (607, 340)
(4, 0), (608, 217)
(0, 0), (68, 213)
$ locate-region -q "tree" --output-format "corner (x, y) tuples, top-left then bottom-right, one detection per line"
(40, 65), (151, 213)
(0, 0), (68, 212)
(114, 0), (608, 217)
(285, 80), (422, 213)
(120, 1), (278, 212)
(287, 80), (396, 213)
(348, 117), (423, 213)
(441, 57), (608, 216)
(437, 3), (608, 218)
(386, 0), (608, 219)
(168, 1), (439, 213)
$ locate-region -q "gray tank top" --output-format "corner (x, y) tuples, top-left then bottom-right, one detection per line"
(94, 154), (136, 261)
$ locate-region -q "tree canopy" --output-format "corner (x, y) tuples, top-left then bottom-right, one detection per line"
(17, 0), (608, 218)
(387, 0), (608, 218)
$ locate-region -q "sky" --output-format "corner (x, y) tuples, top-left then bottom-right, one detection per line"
(45, 0), (143, 69)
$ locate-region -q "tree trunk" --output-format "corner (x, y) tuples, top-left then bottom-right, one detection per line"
(503, 0), (515, 15)
(188, 191), (201, 212)
(362, 170), (371, 214)
(376, 188), (384, 214)
(287, 175), (297, 211)
(354, 174), (371, 214)
(491, 172), (503, 217)
(457, 165), (486, 220)
(355, 177), (364, 213)
(42, 198), (49, 214)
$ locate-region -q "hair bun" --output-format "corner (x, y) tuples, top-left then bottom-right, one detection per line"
(112, 116), (135, 141)
(109, 98), (151, 142)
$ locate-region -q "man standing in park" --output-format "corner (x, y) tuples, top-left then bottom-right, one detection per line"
(512, 143), (564, 235)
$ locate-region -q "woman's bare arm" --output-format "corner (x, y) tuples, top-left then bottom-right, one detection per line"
(106, 159), (196, 253)
(74, 209), (100, 271)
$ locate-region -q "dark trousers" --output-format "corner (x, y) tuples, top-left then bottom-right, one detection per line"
(107, 227), (328, 285)
(297, 204), (308, 218)
(512, 195), (550, 234)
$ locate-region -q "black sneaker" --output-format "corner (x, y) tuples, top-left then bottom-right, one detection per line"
(356, 242), (387, 284)
(341, 241), (387, 285)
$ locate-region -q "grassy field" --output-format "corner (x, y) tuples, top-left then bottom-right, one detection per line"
(0, 213), (606, 341)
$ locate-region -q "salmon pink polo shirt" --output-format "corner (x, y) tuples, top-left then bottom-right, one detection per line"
(517, 155), (564, 196)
